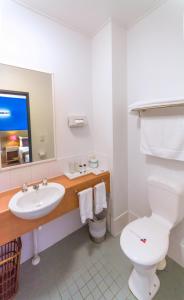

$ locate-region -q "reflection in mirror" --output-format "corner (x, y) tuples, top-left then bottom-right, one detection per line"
(0, 90), (32, 167)
(0, 64), (55, 169)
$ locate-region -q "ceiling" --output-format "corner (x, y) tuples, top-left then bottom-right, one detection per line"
(13, 0), (167, 35)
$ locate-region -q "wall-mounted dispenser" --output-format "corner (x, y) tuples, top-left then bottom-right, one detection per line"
(68, 115), (88, 128)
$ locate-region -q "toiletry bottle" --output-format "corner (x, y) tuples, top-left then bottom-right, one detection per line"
(74, 161), (79, 172)
(68, 162), (75, 174)
(79, 164), (83, 174)
(89, 156), (99, 168)
(83, 164), (87, 173)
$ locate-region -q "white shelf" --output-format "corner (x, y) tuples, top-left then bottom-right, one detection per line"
(128, 97), (184, 112)
(64, 168), (107, 180)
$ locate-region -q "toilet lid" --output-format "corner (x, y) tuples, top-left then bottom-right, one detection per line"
(120, 217), (169, 266)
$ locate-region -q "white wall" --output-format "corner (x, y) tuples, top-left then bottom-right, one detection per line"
(0, 0), (93, 162)
(127, 0), (184, 266)
(92, 21), (128, 236)
(92, 22), (113, 164)
(0, 0), (93, 262)
(111, 22), (128, 222)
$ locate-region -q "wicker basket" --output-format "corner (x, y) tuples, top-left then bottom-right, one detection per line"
(0, 238), (22, 300)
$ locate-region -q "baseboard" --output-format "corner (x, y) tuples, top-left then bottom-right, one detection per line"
(128, 211), (139, 223)
(110, 210), (140, 237)
(111, 211), (129, 236)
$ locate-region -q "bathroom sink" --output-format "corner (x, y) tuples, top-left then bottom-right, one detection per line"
(9, 183), (65, 220)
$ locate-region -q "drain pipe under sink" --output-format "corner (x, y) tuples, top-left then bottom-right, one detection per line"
(32, 228), (41, 266)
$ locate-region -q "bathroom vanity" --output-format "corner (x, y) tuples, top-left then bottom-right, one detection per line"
(0, 171), (110, 246)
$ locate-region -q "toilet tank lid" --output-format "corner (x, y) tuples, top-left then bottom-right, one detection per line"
(148, 176), (184, 196)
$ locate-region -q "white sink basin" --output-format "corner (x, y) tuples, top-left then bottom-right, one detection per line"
(9, 182), (65, 220)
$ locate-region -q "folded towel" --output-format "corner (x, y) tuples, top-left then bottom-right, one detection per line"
(78, 188), (93, 224)
(140, 107), (184, 161)
(94, 182), (107, 215)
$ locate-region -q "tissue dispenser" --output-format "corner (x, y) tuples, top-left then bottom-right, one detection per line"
(68, 115), (87, 128)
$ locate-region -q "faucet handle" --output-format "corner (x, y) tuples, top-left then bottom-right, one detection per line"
(22, 183), (28, 192)
(42, 177), (48, 186)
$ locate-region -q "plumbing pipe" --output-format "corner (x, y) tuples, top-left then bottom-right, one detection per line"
(32, 229), (40, 266)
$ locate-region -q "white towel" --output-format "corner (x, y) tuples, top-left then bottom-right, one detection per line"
(140, 107), (184, 161)
(78, 188), (93, 224)
(94, 182), (107, 215)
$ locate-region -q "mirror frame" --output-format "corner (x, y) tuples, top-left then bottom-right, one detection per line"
(0, 66), (56, 171)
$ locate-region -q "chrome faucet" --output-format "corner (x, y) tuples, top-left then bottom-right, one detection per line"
(33, 184), (39, 191)
(42, 177), (48, 186)
(22, 183), (28, 192)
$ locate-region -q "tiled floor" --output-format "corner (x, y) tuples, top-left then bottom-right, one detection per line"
(16, 226), (184, 300)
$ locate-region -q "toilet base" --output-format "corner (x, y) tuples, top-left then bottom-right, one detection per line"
(157, 258), (166, 271)
(128, 267), (160, 300)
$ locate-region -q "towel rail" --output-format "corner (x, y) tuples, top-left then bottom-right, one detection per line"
(131, 103), (184, 112)
(129, 98), (184, 113)
(74, 178), (105, 194)
(76, 179), (107, 222)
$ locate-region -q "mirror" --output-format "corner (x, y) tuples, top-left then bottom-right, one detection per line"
(0, 64), (55, 169)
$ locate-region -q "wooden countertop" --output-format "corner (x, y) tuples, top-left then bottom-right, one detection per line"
(0, 172), (110, 246)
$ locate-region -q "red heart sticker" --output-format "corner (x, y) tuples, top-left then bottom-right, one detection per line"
(140, 238), (147, 244)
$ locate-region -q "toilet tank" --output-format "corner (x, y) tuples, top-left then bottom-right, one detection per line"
(148, 176), (184, 228)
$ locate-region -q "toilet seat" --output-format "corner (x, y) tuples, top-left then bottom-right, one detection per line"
(120, 217), (169, 266)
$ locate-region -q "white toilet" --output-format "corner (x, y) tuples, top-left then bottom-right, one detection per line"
(120, 176), (184, 300)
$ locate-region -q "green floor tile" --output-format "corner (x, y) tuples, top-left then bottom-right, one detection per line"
(14, 226), (184, 300)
